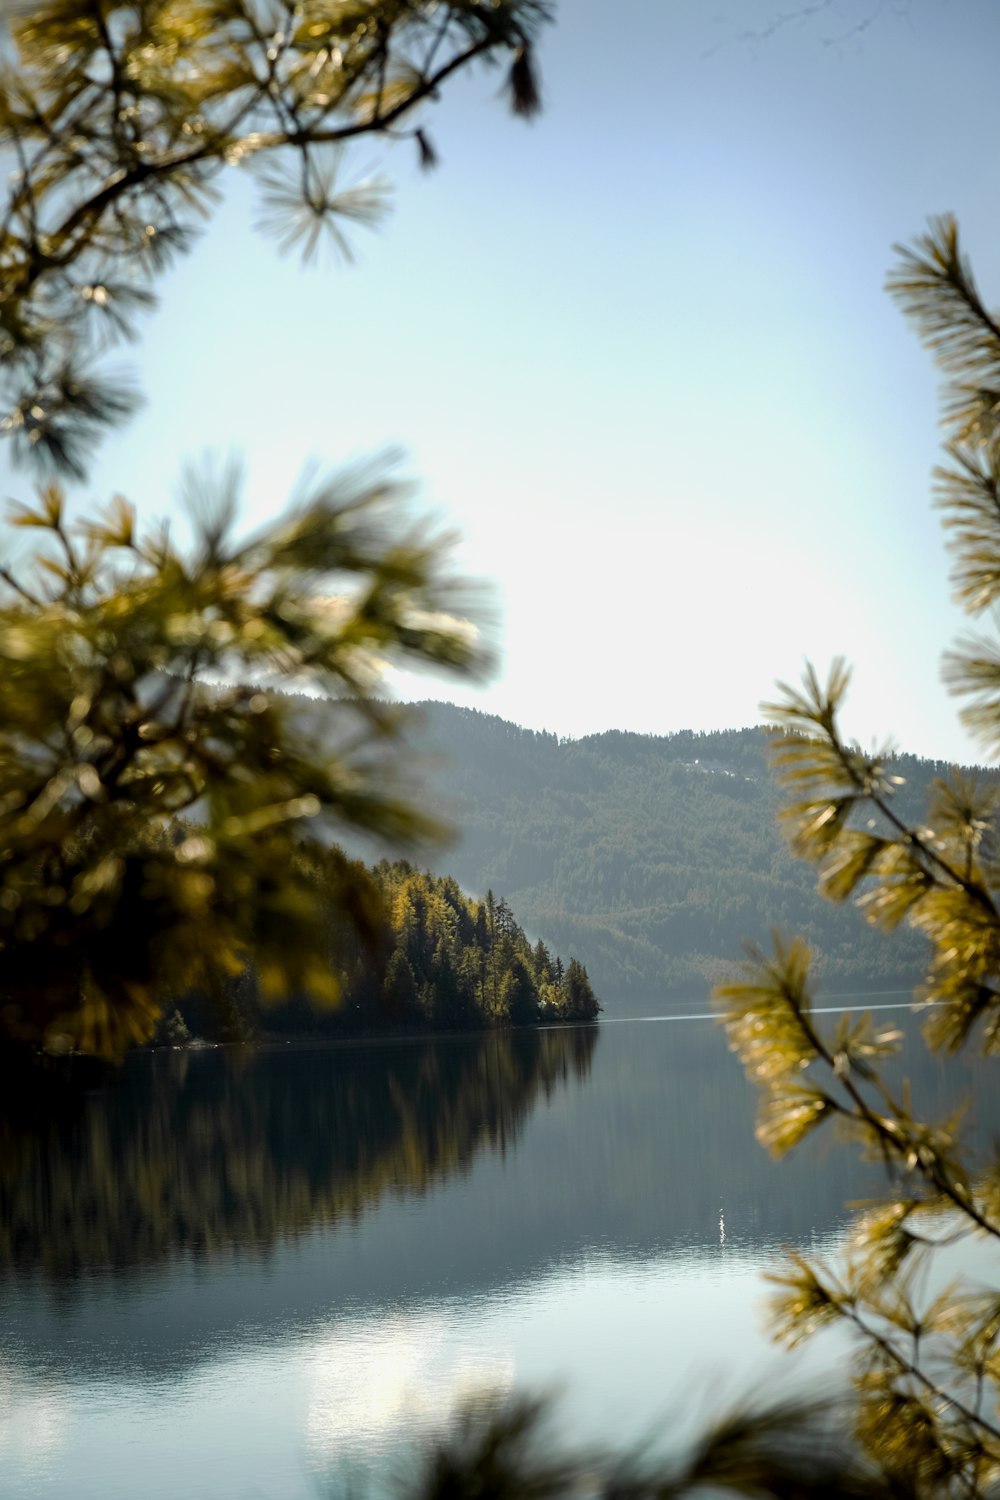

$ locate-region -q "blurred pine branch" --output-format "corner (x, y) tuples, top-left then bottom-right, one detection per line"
(713, 216), (1000, 1496)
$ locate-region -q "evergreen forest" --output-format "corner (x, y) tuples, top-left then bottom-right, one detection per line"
(167, 855), (600, 1043)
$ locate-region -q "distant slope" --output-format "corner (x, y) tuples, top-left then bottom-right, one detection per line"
(387, 703), (968, 1004)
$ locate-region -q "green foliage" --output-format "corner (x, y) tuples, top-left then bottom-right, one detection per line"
(714, 217), (1000, 1496)
(560, 955), (598, 1022)
(312, 861), (600, 1032)
(0, 0), (550, 475)
(171, 856), (600, 1039)
(0, 463), (492, 1057)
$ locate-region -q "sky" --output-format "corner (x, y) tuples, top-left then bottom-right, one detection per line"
(6, 0), (1000, 762)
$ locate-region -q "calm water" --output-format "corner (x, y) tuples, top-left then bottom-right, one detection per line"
(0, 1000), (995, 1498)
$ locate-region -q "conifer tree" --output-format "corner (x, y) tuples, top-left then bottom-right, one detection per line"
(532, 938), (553, 985)
(713, 217), (1000, 1496)
(382, 946), (418, 1020)
(500, 953), (536, 1025)
(560, 956), (598, 1021)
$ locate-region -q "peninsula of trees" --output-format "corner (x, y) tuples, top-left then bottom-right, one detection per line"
(169, 856), (600, 1044)
(362, 862), (601, 1030)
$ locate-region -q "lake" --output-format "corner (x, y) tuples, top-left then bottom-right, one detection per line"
(0, 998), (994, 1499)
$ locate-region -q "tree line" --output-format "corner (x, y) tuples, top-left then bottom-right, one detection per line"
(173, 855), (600, 1042)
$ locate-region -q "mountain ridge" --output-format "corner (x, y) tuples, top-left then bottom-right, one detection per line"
(373, 700), (980, 1006)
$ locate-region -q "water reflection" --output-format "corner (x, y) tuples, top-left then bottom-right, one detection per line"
(1, 1007), (997, 1500)
(3, 1008), (997, 1311)
(0, 1027), (596, 1282)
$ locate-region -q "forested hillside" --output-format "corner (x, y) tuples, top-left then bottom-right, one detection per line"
(384, 703), (976, 1002)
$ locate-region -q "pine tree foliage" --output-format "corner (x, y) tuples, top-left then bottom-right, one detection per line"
(0, 0), (551, 476)
(335, 861), (600, 1030)
(401, 1391), (907, 1500)
(713, 217), (1000, 1497)
(0, 464), (488, 1057)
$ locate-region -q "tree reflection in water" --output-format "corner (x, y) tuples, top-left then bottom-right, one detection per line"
(0, 1027), (597, 1282)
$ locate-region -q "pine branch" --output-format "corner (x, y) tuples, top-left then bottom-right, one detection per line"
(888, 216), (1000, 444)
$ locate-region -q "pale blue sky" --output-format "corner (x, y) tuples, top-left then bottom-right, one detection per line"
(6, 0), (1000, 761)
